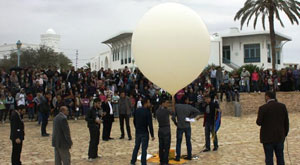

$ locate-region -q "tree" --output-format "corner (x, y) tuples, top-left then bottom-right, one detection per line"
(84, 62), (91, 69)
(234, 0), (300, 70)
(0, 46), (72, 71)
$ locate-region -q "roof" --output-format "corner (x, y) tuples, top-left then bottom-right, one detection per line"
(102, 32), (133, 44)
(221, 31), (292, 41)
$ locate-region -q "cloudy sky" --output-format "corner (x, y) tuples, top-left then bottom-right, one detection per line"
(1, 0), (299, 67)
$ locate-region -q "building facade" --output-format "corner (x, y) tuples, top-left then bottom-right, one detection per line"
(90, 51), (111, 71)
(0, 28), (61, 59)
(90, 28), (291, 71)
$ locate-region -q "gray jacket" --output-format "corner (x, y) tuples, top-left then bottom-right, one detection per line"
(52, 113), (73, 149)
(119, 96), (132, 115)
(172, 104), (200, 129)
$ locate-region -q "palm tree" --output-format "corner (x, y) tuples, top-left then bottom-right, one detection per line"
(234, 0), (300, 70)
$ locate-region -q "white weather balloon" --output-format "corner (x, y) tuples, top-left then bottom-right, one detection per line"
(132, 3), (210, 95)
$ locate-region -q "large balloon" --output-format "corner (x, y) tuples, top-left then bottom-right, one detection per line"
(132, 3), (210, 95)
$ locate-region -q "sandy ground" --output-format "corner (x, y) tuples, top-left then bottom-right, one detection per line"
(0, 113), (299, 165)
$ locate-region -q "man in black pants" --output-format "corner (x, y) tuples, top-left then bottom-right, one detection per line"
(39, 92), (52, 137)
(118, 91), (132, 140)
(156, 99), (174, 165)
(130, 98), (155, 165)
(10, 105), (26, 165)
(85, 98), (104, 161)
(102, 97), (114, 141)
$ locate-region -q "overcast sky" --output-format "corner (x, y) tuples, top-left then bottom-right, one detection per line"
(1, 0), (299, 67)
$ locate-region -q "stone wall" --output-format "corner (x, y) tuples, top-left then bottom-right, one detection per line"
(220, 92), (300, 116)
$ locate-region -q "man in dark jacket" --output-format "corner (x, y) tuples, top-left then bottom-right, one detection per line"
(85, 98), (104, 161)
(102, 97), (114, 141)
(39, 92), (52, 137)
(202, 95), (220, 152)
(10, 105), (26, 165)
(130, 97), (155, 165)
(52, 106), (73, 165)
(156, 99), (174, 165)
(256, 91), (289, 165)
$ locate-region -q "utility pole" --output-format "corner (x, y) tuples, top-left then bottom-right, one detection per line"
(76, 49), (78, 70)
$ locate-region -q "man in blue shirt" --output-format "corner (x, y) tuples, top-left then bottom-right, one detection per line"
(130, 98), (155, 165)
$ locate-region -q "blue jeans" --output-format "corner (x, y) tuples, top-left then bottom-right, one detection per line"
(131, 133), (149, 165)
(38, 112), (42, 124)
(263, 141), (285, 165)
(205, 123), (218, 150)
(82, 106), (89, 116)
(176, 127), (192, 159)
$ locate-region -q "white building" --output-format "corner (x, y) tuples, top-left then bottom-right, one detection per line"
(40, 28), (61, 52)
(90, 28), (291, 71)
(0, 43), (39, 59)
(0, 28), (61, 59)
(90, 51), (111, 71)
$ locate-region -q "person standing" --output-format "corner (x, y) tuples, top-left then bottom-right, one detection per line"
(252, 70), (260, 93)
(156, 99), (173, 165)
(292, 66), (299, 91)
(85, 98), (103, 161)
(202, 95), (220, 152)
(151, 90), (161, 119)
(256, 91), (289, 165)
(130, 98), (155, 165)
(10, 105), (26, 165)
(118, 91), (132, 140)
(210, 67), (217, 89)
(52, 106), (73, 165)
(172, 97), (201, 161)
(39, 92), (52, 137)
(240, 68), (250, 92)
(102, 97), (114, 141)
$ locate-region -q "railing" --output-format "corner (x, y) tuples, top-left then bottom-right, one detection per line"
(222, 58), (240, 70)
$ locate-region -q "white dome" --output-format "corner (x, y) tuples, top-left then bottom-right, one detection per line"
(46, 28), (56, 34)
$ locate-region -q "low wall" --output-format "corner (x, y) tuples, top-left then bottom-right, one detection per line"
(220, 92), (300, 116)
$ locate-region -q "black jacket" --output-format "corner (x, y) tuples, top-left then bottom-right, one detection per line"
(85, 107), (101, 128)
(256, 100), (289, 143)
(10, 110), (25, 141)
(102, 102), (114, 123)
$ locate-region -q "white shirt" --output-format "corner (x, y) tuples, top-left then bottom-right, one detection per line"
(108, 101), (113, 115)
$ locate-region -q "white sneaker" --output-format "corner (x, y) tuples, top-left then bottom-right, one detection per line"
(88, 158), (93, 162)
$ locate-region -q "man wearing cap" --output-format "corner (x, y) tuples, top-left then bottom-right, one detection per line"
(10, 106), (26, 165)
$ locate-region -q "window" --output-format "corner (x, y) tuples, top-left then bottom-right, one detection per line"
(267, 44), (271, 63)
(277, 51), (280, 64)
(124, 46), (128, 64)
(244, 44), (260, 63)
(121, 47), (124, 65)
(222, 46), (230, 63)
(128, 44), (131, 63)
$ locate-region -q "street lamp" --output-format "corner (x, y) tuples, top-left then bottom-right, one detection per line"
(16, 40), (22, 67)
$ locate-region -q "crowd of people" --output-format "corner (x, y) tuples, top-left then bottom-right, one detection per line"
(3, 65), (292, 165)
(0, 65), (299, 124)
